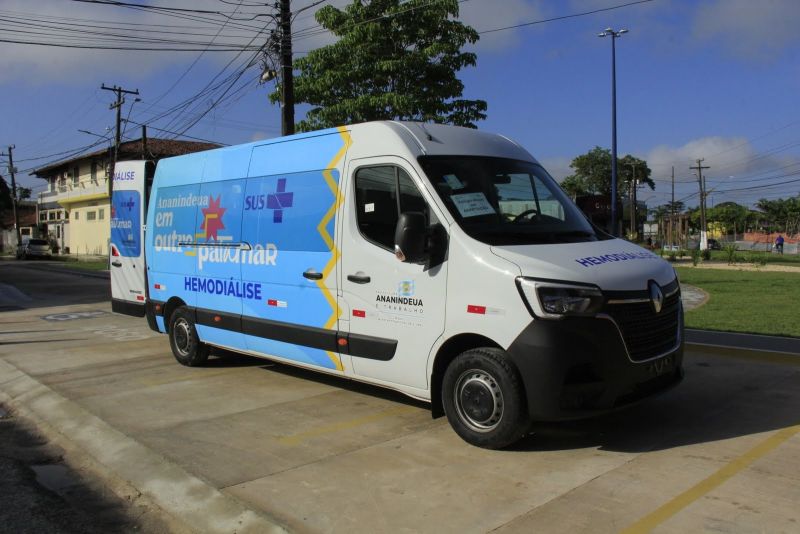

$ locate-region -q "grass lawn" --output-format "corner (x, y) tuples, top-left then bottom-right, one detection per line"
(706, 249), (800, 266)
(676, 266), (800, 337)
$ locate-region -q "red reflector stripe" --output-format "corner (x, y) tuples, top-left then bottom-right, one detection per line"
(467, 305), (486, 314)
(136, 295), (145, 301)
(353, 309), (366, 318)
(267, 299), (277, 306)
(111, 246), (119, 257)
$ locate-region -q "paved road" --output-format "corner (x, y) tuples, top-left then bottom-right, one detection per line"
(0, 261), (174, 533)
(1, 261), (799, 533)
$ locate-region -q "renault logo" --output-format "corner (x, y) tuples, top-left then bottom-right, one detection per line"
(649, 281), (664, 314)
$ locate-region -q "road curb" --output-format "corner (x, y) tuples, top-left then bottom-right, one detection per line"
(686, 329), (800, 357)
(0, 358), (288, 534)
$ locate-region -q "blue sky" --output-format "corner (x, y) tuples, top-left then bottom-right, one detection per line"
(2, 0), (799, 210)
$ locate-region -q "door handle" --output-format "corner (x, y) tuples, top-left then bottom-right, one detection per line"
(347, 273), (371, 284)
(111, 261), (122, 268)
(303, 269), (323, 280)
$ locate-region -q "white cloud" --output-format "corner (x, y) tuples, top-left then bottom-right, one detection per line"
(645, 136), (800, 205)
(692, 0), (800, 61)
(460, 0), (544, 52)
(291, 0), (544, 55)
(539, 156), (573, 181)
(647, 136), (754, 177)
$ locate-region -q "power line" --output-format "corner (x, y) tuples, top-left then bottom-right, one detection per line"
(477, 0), (656, 35)
(122, 120), (228, 146)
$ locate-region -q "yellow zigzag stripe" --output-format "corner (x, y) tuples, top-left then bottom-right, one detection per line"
(316, 126), (352, 371)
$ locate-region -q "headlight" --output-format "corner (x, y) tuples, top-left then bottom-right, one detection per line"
(516, 278), (604, 319)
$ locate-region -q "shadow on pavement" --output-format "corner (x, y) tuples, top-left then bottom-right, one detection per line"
(511, 351), (800, 453)
(211, 348), (431, 409)
(209, 347), (800, 453)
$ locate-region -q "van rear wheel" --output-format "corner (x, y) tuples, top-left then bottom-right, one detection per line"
(442, 348), (527, 449)
(168, 307), (209, 367)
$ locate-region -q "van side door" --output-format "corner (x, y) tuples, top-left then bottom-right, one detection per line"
(191, 178), (245, 349)
(240, 133), (349, 373)
(339, 158), (448, 390)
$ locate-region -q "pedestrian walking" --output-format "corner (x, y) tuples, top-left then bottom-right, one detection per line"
(775, 234), (784, 254)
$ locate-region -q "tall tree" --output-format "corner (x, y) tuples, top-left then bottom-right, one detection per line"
(559, 174), (590, 199)
(562, 147), (655, 199)
(707, 201), (750, 235)
(277, 0), (487, 132)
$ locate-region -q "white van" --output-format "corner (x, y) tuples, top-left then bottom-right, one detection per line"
(111, 122), (683, 449)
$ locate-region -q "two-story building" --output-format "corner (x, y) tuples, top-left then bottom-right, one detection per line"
(34, 138), (218, 255)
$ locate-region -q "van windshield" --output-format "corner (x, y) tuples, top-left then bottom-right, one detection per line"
(418, 156), (607, 246)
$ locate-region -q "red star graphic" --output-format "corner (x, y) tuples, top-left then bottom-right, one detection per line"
(201, 195), (227, 241)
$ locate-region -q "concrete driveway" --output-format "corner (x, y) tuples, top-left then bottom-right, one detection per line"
(1, 262), (799, 533)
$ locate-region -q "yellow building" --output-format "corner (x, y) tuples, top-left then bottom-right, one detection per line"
(34, 138), (218, 256)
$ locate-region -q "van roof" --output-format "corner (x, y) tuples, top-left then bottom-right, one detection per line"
(153, 121), (536, 187)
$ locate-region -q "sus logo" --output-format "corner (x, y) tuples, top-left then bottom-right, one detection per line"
(268, 178), (293, 223)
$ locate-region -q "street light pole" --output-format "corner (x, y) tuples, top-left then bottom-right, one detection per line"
(598, 27), (628, 237)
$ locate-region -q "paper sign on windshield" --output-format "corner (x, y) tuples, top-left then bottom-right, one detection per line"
(451, 193), (495, 218)
(443, 174), (465, 190)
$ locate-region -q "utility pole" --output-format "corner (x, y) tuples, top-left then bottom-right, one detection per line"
(669, 165), (675, 248)
(6, 145), (21, 246)
(690, 159), (710, 250)
(101, 84), (139, 198)
(141, 125), (148, 160)
(629, 163), (638, 238)
(279, 0), (294, 136)
(670, 166), (675, 216)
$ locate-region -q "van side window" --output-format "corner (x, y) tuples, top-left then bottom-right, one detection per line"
(355, 166), (433, 251)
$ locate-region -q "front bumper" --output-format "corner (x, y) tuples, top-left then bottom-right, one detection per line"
(505, 311), (684, 421)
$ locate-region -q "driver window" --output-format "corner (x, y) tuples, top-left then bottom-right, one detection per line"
(355, 166), (435, 251)
(495, 173), (566, 222)
(496, 173), (538, 220)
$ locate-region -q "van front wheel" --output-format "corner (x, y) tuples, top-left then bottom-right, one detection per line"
(168, 307), (209, 367)
(442, 348), (527, 449)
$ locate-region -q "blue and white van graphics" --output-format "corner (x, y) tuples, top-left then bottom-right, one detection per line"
(113, 122), (683, 449)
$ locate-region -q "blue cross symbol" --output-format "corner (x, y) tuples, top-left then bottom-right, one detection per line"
(266, 178), (293, 223)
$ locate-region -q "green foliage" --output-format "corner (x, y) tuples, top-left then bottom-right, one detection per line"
(559, 174), (589, 198)
(723, 244), (738, 265)
(701, 248), (711, 261)
(691, 248), (701, 266)
(755, 196), (800, 234)
(279, 0), (487, 131)
(562, 147), (655, 201)
(700, 201), (761, 235)
(650, 201), (685, 220)
(668, 252), (677, 262)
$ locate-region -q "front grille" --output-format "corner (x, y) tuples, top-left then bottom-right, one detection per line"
(605, 292), (680, 361)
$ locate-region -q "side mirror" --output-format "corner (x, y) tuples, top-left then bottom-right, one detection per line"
(394, 212), (427, 263)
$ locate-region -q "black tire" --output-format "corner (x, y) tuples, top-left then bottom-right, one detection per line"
(168, 307), (209, 367)
(442, 348), (527, 449)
